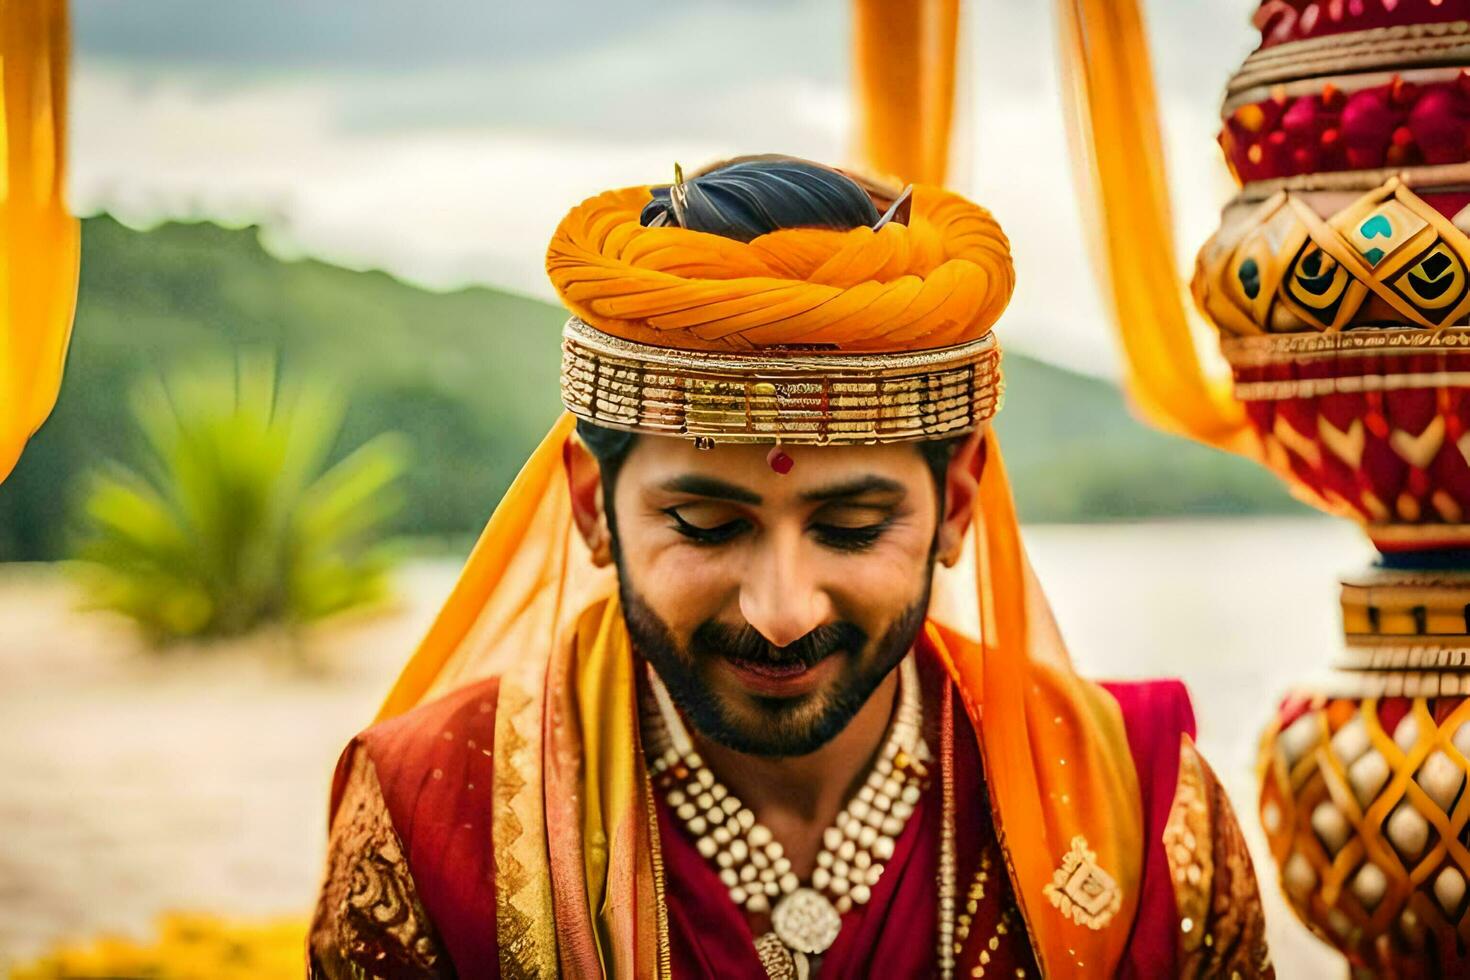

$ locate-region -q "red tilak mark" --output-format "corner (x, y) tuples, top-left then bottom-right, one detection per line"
(767, 447), (794, 474)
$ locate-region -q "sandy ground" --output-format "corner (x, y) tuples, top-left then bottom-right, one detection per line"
(0, 561), (460, 965)
(0, 521), (1359, 976)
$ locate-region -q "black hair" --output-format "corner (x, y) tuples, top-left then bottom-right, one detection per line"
(640, 157), (881, 241)
(575, 418), (638, 495)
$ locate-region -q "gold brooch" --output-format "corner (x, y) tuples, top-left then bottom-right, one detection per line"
(1043, 835), (1122, 930)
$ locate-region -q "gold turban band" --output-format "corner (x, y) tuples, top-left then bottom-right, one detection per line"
(547, 183), (1015, 444)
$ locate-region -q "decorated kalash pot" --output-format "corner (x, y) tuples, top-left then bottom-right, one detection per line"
(1192, 1), (1470, 974)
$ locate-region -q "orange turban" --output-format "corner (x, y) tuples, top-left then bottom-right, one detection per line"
(545, 184), (1014, 353)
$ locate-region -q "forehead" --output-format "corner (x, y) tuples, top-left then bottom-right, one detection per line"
(619, 436), (930, 500)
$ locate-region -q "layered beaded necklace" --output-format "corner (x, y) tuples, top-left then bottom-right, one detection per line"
(642, 655), (939, 978)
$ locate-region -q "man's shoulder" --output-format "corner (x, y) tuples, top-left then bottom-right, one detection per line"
(321, 675), (507, 974)
(329, 675), (506, 827)
(356, 674), (506, 757)
(1093, 679), (1275, 976)
(1098, 677), (1197, 747)
(1095, 677), (1199, 813)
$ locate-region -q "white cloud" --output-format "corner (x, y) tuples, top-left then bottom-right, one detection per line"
(71, 62), (845, 294)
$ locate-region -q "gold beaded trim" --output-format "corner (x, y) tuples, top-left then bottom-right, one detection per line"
(560, 317), (1002, 446)
(1221, 328), (1470, 367)
(1233, 370), (1470, 401)
(1314, 667), (1470, 698)
(1236, 161), (1470, 202)
(1227, 21), (1470, 98)
(1334, 646), (1470, 671)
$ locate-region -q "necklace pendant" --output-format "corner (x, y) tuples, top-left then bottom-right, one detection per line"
(771, 887), (842, 955)
(755, 933), (800, 980)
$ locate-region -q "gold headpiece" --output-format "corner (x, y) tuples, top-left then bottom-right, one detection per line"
(560, 317), (1001, 446)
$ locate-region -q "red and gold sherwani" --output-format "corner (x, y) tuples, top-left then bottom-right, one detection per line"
(309, 167), (1273, 978)
(309, 625), (1269, 978)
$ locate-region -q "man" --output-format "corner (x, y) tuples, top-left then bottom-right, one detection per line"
(309, 157), (1272, 978)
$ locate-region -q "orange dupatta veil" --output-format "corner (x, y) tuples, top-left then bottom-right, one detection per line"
(376, 410), (1144, 978)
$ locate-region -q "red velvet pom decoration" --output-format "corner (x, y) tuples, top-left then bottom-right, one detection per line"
(1342, 89), (1397, 170)
(1409, 87), (1468, 164)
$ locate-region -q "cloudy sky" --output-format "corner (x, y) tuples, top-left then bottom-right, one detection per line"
(71, 0), (1256, 378)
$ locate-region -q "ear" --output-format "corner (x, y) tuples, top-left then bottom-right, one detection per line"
(563, 435), (615, 567)
(934, 429), (986, 568)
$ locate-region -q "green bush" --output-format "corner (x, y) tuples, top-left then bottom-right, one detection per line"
(69, 356), (409, 643)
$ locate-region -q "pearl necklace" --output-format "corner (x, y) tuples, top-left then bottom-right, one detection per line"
(642, 655), (930, 974)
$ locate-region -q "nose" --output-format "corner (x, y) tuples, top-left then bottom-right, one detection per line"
(738, 525), (834, 648)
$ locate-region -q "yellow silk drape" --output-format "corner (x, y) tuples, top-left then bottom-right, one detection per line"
(852, 0), (960, 187)
(1055, 0), (1256, 456)
(1, 0), (80, 484)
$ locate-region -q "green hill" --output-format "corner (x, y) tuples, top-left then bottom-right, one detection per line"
(0, 216), (1304, 561)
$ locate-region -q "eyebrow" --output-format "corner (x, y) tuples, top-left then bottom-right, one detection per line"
(800, 475), (906, 503)
(657, 473), (906, 506)
(659, 474), (763, 504)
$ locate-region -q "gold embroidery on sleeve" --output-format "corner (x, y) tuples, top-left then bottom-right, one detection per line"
(1167, 736), (1275, 979)
(1165, 736), (1214, 960)
(309, 748), (450, 979)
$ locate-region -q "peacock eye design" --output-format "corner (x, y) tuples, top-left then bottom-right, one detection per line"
(1284, 242), (1354, 328)
(1228, 238), (1275, 317)
(1393, 242), (1467, 313)
(1236, 257), (1261, 300)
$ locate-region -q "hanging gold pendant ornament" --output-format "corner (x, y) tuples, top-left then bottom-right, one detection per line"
(770, 887), (842, 955)
(754, 931), (804, 979)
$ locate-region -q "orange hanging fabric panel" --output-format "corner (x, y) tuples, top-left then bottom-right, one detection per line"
(1, 0), (81, 485)
(851, 0), (959, 187)
(1055, 0), (1256, 456)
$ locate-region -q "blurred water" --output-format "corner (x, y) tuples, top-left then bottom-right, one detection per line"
(0, 518), (1369, 975)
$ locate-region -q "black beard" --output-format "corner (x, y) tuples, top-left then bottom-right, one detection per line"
(620, 575), (933, 758)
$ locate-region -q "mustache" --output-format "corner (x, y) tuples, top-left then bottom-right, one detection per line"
(692, 619), (868, 670)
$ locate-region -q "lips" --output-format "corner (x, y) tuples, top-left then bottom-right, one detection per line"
(726, 657), (810, 679)
(720, 653), (840, 697)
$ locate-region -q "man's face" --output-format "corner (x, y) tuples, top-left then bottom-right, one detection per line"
(603, 437), (947, 758)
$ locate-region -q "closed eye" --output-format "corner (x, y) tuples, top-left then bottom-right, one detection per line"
(809, 501), (896, 552)
(664, 506), (749, 545)
(811, 520), (891, 552)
